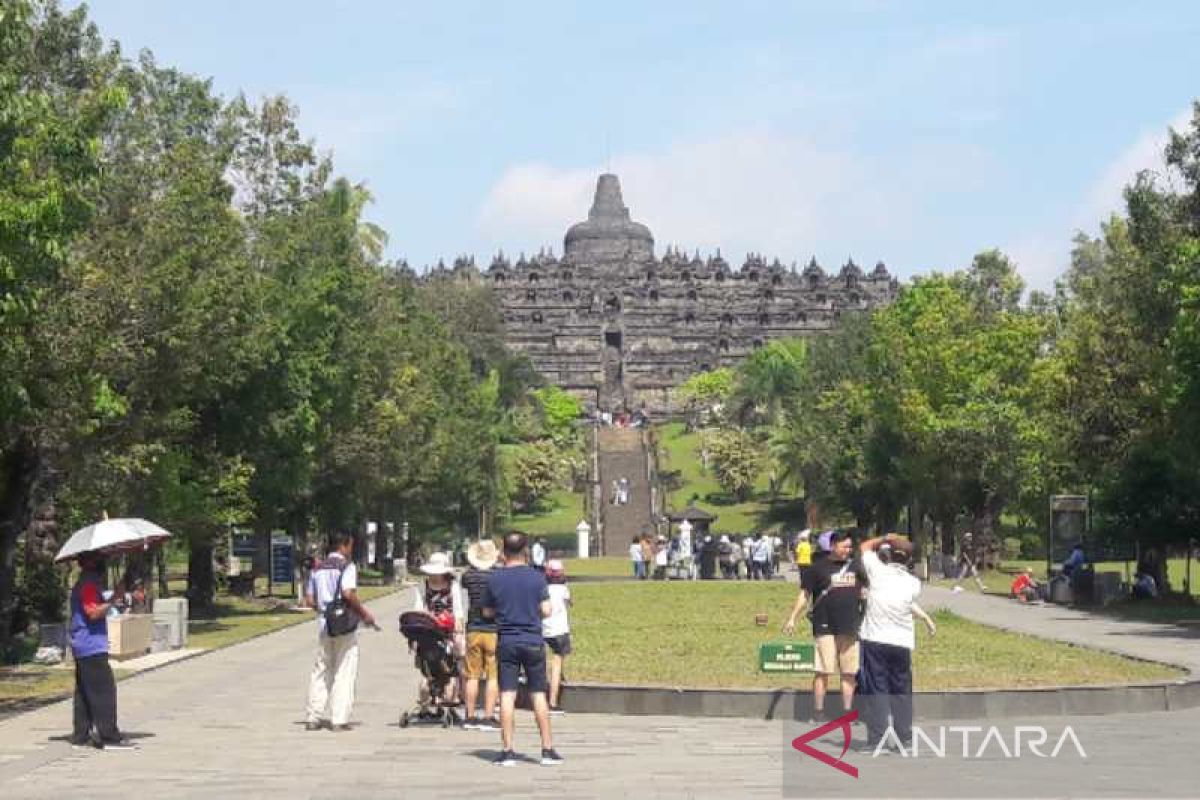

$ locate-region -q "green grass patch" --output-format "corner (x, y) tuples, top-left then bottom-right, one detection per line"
(657, 422), (792, 533)
(568, 582), (1183, 690)
(563, 556), (631, 578)
(508, 487), (586, 544)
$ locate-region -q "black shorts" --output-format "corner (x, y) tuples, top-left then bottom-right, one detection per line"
(545, 634), (572, 656)
(497, 640), (548, 693)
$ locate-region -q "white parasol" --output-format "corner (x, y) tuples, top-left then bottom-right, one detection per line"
(55, 517), (173, 563)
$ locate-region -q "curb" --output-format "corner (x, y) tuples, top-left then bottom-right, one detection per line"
(561, 678), (1200, 721)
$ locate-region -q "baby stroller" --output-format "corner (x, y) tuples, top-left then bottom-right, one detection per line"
(398, 610), (462, 728)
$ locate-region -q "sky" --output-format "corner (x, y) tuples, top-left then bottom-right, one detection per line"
(78, 1), (1200, 291)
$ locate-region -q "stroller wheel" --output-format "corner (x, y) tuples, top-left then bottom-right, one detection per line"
(399, 712), (410, 729)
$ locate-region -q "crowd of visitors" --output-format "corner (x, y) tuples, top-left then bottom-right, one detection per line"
(627, 530), (790, 581)
(301, 531), (569, 767)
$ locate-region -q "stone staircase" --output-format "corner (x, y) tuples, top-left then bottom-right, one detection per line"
(597, 427), (653, 556)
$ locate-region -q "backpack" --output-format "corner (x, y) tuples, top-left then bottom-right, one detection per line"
(323, 566), (360, 637)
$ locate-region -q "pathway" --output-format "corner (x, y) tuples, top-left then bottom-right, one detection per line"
(598, 427), (652, 555)
(921, 585), (1200, 676)
(0, 586), (1197, 798)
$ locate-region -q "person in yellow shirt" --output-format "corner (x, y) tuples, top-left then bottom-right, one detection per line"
(794, 529), (813, 568)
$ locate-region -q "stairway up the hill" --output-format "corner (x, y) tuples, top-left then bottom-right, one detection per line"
(597, 427), (653, 557)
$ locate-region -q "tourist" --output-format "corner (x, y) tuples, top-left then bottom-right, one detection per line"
(305, 532), (378, 732)
(629, 535), (646, 580)
(718, 535), (736, 579)
(742, 535), (756, 579)
(782, 531), (864, 723)
(699, 535), (718, 580)
(794, 529), (813, 571)
(482, 532), (563, 767)
(610, 479), (619, 505)
(618, 476), (630, 505)
(639, 535), (654, 576)
(1010, 567), (1040, 603)
(531, 537), (547, 572)
(653, 535), (669, 580)
(543, 559), (572, 714)
(68, 554), (135, 750)
(751, 532), (773, 580)
(1062, 541), (1087, 579)
(856, 534), (935, 753)
(461, 541), (500, 730)
(951, 531), (987, 593)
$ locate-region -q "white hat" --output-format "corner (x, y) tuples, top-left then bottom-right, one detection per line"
(798, 529), (811, 540)
(420, 551), (454, 576)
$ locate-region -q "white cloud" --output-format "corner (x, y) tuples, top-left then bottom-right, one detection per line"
(1007, 108), (1192, 292)
(477, 129), (980, 268)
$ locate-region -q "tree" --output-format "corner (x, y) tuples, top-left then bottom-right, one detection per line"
(0, 0), (123, 649)
(706, 429), (762, 502)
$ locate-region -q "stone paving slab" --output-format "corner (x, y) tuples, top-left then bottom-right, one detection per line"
(1, 584), (1198, 798)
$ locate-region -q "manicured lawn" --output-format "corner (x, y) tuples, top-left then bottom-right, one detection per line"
(564, 556), (631, 578)
(508, 487), (586, 541)
(657, 422), (785, 533)
(567, 582), (1183, 690)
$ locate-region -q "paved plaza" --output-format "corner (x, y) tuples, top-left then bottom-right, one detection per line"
(1, 587), (1197, 799)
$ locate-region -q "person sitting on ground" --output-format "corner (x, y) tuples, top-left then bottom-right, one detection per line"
(1010, 567), (1040, 603)
(543, 559), (572, 715)
(1132, 570), (1158, 600)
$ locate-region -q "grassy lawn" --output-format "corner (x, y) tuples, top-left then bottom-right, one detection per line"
(568, 582), (1184, 691)
(564, 556), (631, 578)
(0, 584), (399, 715)
(508, 487), (586, 542)
(657, 422), (790, 533)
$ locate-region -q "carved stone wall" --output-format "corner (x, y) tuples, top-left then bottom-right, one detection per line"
(417, 174), (898, 416)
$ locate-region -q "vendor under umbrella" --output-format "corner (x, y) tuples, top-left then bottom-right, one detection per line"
(68, 553), (136, 750)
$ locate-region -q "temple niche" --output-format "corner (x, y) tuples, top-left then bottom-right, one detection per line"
(433, 174), (898, 415)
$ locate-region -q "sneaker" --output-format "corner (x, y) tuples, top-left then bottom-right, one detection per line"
(809, 708), (826, 725)
(101, 738), (137, 751)
(69, 737), (97, 749)
(951, 585), (964, 593)
(481, 717), (501, 731)
(493, 749), (517, 767)
(549, 705), (566, 716)
(461, 718), (479, 731)
(540, 747), (564, 765)
(854, 741), (888, 756)
(331, 724), (351, 732)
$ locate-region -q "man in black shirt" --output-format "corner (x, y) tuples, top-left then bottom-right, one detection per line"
(783, 531), (865, 722)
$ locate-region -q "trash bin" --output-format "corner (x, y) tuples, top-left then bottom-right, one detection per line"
(1050, 577), (1072, 604)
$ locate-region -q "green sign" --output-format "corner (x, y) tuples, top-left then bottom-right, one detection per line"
(759, 641), (815, 672)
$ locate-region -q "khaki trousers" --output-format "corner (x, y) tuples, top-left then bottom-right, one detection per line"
(306, 630), (359, 725)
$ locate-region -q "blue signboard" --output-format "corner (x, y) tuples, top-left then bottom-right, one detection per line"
(270, 537), (294, 585)
(231, 529), (257, 559)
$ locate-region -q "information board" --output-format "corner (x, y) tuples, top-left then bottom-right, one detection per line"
(270, 536), (294, 586)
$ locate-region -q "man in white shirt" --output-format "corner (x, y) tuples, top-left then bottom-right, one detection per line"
(856, 534), (935, 752)
(304, 533), (377, 731)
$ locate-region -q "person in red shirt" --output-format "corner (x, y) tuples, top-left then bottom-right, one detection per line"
(1010, 568), (1040, 602)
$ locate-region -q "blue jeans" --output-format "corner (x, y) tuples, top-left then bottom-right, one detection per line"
(633, 561), (647, 579)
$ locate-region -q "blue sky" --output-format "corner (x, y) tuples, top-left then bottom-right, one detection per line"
(80, 1), (1200, 290)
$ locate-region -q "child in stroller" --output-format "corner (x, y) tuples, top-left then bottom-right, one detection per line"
(398, 610), (462, 727)
(399, 551), (466, 727)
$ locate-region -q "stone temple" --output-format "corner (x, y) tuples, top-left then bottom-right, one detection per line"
(438, 174), (897, 415)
